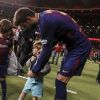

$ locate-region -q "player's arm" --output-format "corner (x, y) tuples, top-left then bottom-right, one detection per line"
(31, 17), (55, 73)
(31, 31), (54, 73)
(38, 62), (51, 76)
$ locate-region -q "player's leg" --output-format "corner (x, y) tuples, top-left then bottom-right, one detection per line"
(55, 73), (71, 100)
(55, 48), (91, 100)
(55, 52), (81, 100)
(18, 92), (27, 100)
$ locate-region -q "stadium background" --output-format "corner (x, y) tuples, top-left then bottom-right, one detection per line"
(0, 0), (100, 100)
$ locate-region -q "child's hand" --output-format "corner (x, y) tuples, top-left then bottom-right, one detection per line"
(27, 70), (36, 77)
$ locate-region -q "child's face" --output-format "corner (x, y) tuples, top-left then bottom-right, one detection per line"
(33, 43), (42, 56)
(33, 48), (39, 56)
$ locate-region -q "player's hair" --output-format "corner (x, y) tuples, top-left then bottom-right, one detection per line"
(33, 40), (42, 50)
(0, 19), (12, 33)
(13, 7), (35, 26)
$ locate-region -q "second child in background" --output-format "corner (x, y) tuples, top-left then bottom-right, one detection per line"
(0, 19), (13, 100)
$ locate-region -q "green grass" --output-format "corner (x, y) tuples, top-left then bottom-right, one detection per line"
(0, 61), (100, 100)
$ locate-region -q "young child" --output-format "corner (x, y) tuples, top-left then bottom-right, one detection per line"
(18, 41), (51, 100)
(0, 19), (13, 100)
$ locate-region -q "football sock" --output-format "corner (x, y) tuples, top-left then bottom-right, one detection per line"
(55, 79), (67, 100)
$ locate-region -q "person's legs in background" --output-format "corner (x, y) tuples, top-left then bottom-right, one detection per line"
(55, 52), (60, 65)
(51, 50), (57, 64)
(96, 64), (100, 83)
(0, 78), (7, 100)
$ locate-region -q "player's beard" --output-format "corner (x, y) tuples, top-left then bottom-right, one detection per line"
(31, 23), (37, 30)
(25, 23), (37, 33)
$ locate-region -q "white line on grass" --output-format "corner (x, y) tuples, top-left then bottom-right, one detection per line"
(67, 89), (77, 94)
(54, 87), (77, 94)
(18, 75), (28, 79)
(18, 75), (77, 95)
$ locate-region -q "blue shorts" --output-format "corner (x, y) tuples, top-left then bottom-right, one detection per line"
(22, 77), (43, 97)
(59, 46), (91, 77)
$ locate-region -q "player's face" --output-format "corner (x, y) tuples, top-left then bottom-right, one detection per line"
(19, 21), (31, 31)
(19, 17), (37, 31)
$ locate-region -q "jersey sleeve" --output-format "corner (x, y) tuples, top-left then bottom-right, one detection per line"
(31, 16), (55, 73)
(38, 62), (51, 76)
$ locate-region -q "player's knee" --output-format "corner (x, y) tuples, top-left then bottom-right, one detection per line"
(56, 73), (71, 84)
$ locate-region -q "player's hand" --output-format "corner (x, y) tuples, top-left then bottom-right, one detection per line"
(27, 70), (36, 77)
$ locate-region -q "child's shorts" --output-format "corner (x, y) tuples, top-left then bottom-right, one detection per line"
(22, 77), (43, 97)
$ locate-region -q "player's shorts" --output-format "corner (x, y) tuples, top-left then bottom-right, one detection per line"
(22, 77), (43, 97)
(59, 45), (91, 77)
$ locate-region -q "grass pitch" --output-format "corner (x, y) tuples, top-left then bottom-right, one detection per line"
(0, 61), (100, 100)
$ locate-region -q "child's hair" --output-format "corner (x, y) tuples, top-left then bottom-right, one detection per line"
(33, 40), (42, 50)
(0, 19), (12, 33)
